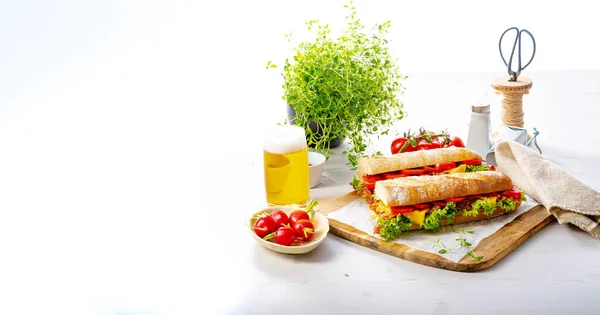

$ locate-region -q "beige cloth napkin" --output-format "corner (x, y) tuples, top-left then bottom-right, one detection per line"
(495, 140), (600, 239)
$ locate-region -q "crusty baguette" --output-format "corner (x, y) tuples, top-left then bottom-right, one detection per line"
(357, 147), (481, 178)
(406, 199), (522, 230)
(374, 171), (514, 207)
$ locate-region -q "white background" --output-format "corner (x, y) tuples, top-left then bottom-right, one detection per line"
(1, 1), (600, 315)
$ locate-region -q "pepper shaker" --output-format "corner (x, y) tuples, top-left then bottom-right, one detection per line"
(466, 104), (492, 161)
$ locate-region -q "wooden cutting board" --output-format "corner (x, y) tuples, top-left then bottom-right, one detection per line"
(320, 192), (554, 272)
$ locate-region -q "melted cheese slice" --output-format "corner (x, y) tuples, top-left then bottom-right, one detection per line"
(446, 164), (467, 174)
(403, 209), (429, 225)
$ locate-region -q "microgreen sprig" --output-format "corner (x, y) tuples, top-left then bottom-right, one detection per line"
(433, 227), (483, 261)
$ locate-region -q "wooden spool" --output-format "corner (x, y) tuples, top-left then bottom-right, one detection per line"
(491, 76), (532, 128)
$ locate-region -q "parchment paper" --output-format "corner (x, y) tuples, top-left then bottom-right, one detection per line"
(327, 195), (540, 262)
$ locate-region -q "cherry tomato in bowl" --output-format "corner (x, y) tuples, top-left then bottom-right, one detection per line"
(248, 205), (329, 255)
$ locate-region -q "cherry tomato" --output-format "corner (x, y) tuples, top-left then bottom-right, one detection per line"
(391, 137), (416, 154)
(391, 206), (415, 214)
(374, 224), (381, 234)
(383, 172), (408, 179)
(275, 226), (297, 246)
(503, 188), (522, 200)
(401, 169), (426, 176)
(270, 210), (289, 227)
(413, 203), (431, 210)
(432, 201), (447, 207)
(462, 159), (483, 165)
(450, 136), (465, 148)
(436, 162), (457, 171)
(363, 174), (385, 189)
(445, 197), (466, 203)
(253, 215), (277, 238)
(293, 219), (315, 241)
(416, 142), (442, 151)
(289, 210), (310, 226)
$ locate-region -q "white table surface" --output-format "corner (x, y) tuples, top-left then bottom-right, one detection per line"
(1, 68), (600, 315)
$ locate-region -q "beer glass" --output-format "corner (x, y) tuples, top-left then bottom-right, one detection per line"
(263, 125), (310, 206)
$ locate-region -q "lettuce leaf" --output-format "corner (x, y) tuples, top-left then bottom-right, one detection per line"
(351, 176), (364, 194)
(498, 198), (517, 212)
(471, 198), (498, 215)
(379, 215), (413, 241)
(466, 165), (487, 172)
(421, 202), (459, 232)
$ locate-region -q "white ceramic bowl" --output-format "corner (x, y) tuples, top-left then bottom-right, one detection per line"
(249, 205), (329, 254)
(308, 151), (326, 188)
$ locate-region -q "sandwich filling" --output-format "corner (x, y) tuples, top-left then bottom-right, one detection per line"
(352, 159), (493, 197)
(370, 189), (525, 241)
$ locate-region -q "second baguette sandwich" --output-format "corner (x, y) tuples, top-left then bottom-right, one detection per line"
(370, 171), (525, 241)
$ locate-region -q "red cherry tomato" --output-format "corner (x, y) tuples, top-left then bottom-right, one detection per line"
(289, 210), (310, 226)
(445, 197), (466, 203)
(391, 206), (415, 214)
(275, 226), (297, 246)
(416, 142), (442, 151)
(391, 137), (416, 154)
(253, 215), (277, 238)
(270, 210), (289, 227)
(432, 201), (447, 207)
(383, 172), (408, 179)
(463, 159), (483, 165)
(413, 203), (431, 210)
(401, 169), (426, 176)
(503, 188), (522, 200)
(450, 136), (465, 148)
(363, 174), (385, 189)
(436, 162), (457, 171)
(293, 219), (315, 241)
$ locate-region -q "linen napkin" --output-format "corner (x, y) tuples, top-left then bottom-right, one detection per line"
(495, 140), (600, 239)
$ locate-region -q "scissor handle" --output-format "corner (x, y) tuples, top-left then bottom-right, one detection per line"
(519, 29), (536, 71)
(499, 27), (536, 80)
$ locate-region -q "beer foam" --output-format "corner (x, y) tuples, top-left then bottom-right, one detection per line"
(264, 125), (307, 154)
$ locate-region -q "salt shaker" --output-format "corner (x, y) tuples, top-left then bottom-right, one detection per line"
(466, 104), (492, 160)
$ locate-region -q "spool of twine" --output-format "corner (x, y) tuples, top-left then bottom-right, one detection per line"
(492, 76), (532, 129)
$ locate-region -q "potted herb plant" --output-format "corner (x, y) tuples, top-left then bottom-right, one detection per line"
(266, 1), (407, 168)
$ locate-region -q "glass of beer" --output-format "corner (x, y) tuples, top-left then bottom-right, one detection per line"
(263, 125), (310, 206)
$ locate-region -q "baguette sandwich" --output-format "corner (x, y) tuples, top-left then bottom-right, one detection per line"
(352, 147), (494, 203)
(370, 171), (525, 241)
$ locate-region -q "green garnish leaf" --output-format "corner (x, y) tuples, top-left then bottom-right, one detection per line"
(438, 249), (447, 254)
(450, 226), (457, 233)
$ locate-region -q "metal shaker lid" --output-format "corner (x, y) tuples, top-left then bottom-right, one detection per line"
(472, 104), (490, 113)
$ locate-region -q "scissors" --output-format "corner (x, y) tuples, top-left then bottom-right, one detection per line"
(499, 27), (536, 81)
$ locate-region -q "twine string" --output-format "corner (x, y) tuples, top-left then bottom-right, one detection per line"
(499, 89), (529, 128)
